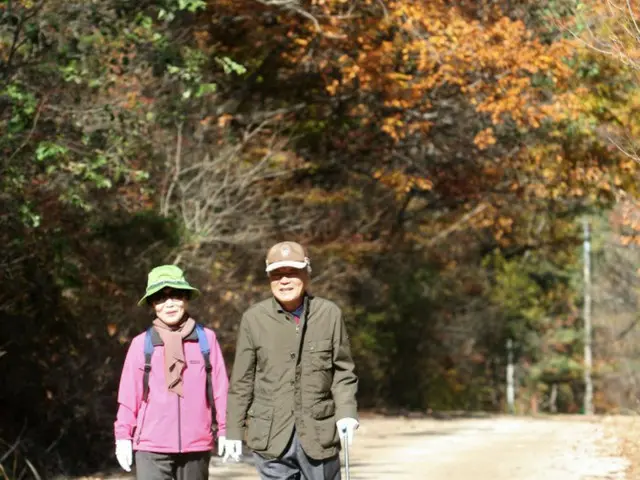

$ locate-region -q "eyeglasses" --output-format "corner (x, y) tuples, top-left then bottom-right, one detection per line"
(148, 289), (190, 305)
(269, 269), (306, 281)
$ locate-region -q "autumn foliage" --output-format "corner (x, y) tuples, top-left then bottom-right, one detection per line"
(1, 0), (640, 476)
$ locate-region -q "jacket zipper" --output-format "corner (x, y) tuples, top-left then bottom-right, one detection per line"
(178, 395), (182, 452)
(135, 402), (148, 445)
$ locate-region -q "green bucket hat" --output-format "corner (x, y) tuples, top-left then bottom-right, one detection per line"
(137, 265), (200, 306)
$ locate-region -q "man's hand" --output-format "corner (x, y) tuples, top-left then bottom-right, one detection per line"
(221, 438), (243, 462)
(115, 439), (133, 472)
(336, 417), (359, 446)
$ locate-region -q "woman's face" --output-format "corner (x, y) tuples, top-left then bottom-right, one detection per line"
(150, 288), (190, 326)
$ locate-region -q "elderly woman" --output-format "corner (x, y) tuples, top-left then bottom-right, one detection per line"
(114, 265), (230, 479)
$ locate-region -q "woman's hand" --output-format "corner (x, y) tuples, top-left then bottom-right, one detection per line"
(115, 439), (133, 472)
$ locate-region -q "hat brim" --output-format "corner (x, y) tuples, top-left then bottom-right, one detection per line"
(137, 283), (201, 306)
(265, 260), (309, 273)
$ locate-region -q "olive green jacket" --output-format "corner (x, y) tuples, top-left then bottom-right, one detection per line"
(226, 295), (358, 460)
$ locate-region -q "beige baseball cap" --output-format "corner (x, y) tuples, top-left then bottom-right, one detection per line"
(265, 241), (311, 273)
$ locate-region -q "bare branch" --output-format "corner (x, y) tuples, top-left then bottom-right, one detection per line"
(424, 203), (489, 247)
(255, 0), (347, 39)
(625, 0), (640, 39)
(573, 0), (640, 71)
(0, 421), (27, 464)
(5, 95), (46, 165)
(157, 111), (310, 264)
(606, 132), (640, 164)
(161, 122), (184, 217)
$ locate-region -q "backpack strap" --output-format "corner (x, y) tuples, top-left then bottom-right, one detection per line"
(195, 324), (214, 408)
(195, 324), (217, 435)
(142, 327), (154, 402)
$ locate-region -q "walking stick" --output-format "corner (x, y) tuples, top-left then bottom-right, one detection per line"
(341, 427), (351, 480)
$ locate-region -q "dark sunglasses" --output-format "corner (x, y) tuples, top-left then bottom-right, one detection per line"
(148, 289), (191, 305)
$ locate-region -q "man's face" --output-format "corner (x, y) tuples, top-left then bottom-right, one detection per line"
(269, 267), (309, 309)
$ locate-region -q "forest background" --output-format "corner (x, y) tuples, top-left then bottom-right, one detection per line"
(2, 0), (640, 477)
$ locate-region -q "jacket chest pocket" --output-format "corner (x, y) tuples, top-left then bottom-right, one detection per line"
(307, 340), (332, 371)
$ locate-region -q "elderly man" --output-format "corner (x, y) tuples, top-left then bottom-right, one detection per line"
(224, 241), (359, 479)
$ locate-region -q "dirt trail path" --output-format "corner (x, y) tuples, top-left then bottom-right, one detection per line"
(206, 415), (628, 480)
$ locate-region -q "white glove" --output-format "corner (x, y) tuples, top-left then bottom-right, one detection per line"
(336, 417), (359, 446)
(217, 435), (226, 456)
(115, 439), (133, 472)
(222, 438), (242, 462)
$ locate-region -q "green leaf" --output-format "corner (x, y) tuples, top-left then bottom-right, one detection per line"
(19, 204), (41, 228)
(215, 56), (247, 75)
(35, 143), (68, 162)
(177, 0), (206, 12)
(196, 83), (217, 97)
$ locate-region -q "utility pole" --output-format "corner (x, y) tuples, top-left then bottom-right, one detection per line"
(582, 217), (594, 415)
(506, 338), (515, 414)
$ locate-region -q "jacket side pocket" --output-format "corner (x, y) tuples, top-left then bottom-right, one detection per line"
(246, 403), (274, 451)
(311, 400), (338, 448)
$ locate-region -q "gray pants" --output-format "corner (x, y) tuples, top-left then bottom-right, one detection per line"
(135, 451), (210, 480)
(253, 431), (341, 480)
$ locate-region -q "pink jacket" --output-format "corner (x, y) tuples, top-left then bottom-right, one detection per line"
(114, 326), (228, 453)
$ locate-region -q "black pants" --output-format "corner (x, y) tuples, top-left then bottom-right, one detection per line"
(253, 431), (341, 480)
(135, 451), (210, 480)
